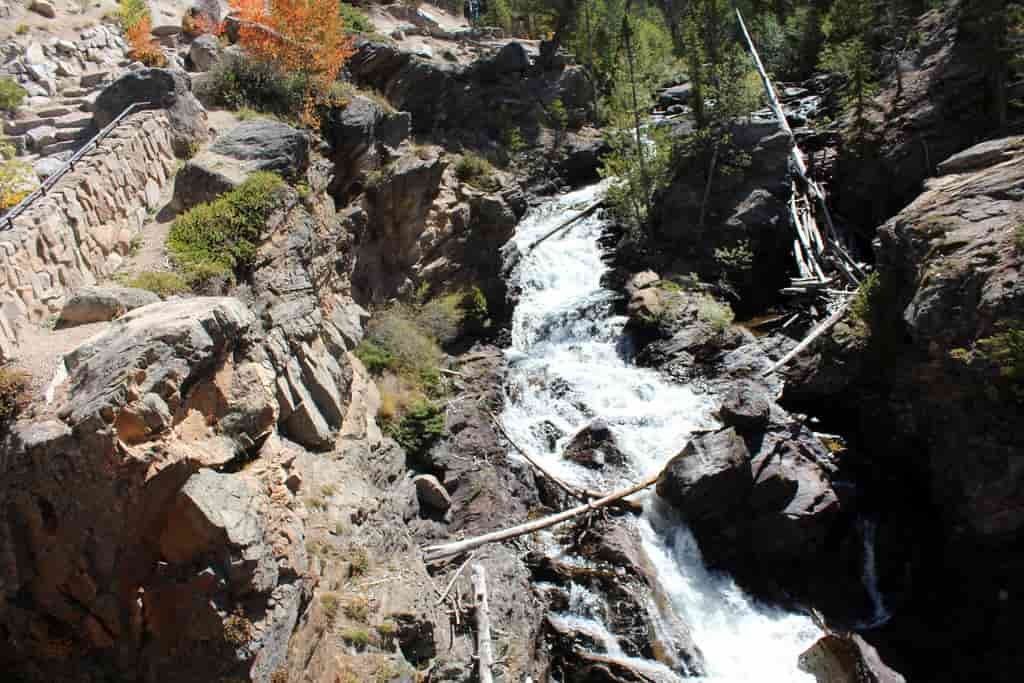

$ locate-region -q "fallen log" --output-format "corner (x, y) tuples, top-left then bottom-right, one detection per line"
(763, 298), (853, 376)
(488, 412), (603, 501)
(471, 564), (495, 683)
(526, 199), (604, 252)
(422, 471), (660, 562)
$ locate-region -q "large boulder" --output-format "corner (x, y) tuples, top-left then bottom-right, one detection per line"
(321, 94), (411, 197)
(188, 33), (222, 72)
(172, 120), (309, 210)
(563, 419), (628, 470)
(57, 285), (160, 326)
(93, 68), (209, 157)
(799, 633), (906, 683)
(656, 427), (752, 520)
(210, 120), (310, 177)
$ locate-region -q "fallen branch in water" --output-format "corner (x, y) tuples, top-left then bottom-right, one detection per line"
(488, 412), (605, 502)
(422, 472), (659, 562)
(762, 298), (853, 376)
(526, 199), (605, 252)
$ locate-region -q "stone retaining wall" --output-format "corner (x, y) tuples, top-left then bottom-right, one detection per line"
(0, 110), (176, 360)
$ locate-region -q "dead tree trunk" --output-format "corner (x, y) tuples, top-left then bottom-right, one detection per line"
(471, 564), (494, 683)
(422, 472), (659, 562)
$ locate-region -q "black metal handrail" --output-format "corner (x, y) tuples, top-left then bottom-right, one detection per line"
(2, 102), (156, 231)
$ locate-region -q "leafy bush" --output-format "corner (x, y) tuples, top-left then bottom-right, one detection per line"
(454, 153), (499, 191)
(0, 367), (29, 424)
(389, 399), (444, 459)
(321, 593), (341, 626)
(696, 295), (734, 332)
(200, 53), (309, 118)
(116, 271), (190, 297)
(1015, 223), (1024, 252)
(339, 1), (374, 34)
(343, 595), (370, 622)
(977, 325), (1024, 394)
(341, 627), (371, 647)
(0, 78), (27, 112)
(356, 305), (442, 387)
(0, 142), (36, 211)
(167, 172), (286, 285)
(117, 0), (148, 30)
(416, 287), (489, 346)
(850, 271), (880, 328)
(502, 127), (527, 155)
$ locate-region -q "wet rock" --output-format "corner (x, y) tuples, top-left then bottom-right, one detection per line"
(58, 286), (160, 326)
(563, 419), (627, 469)
(716, 380), (771, 432)
(656, 428), (752, 521)
(530, 419), (565, 450)
(799, 633), (906, 683)
(389, 612), (436, 664)
(413, 474), (451, 512)
(557, 130), (611, 186)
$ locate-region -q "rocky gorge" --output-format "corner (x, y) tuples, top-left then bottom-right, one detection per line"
(0, 1), (1021, 682)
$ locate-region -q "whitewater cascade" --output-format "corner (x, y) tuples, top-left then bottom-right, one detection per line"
(500, 182), (822, 681)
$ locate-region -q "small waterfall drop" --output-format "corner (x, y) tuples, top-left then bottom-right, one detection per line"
(500, 182), (821, 681)
(858, 516), (892, 628)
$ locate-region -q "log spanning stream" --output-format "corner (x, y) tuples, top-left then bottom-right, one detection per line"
(500, 182), (821, 681)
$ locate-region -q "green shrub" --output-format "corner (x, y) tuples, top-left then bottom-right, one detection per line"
(696, 295), (734, 332)
(341, 627), (371, 647)
(850, 271), (881, 327)
(349, 546), (369, 576)
(0, 367), (29, 424)
(358, 305), (442, 384)
(977, 326), (1024, 387)
(15, 24), (29, 35)
(502, 127), (527, 155)
(416, 287), (489, 346)
(343, 595), (370, 622)
(389, 399), (444, 458)
(117, 0), (148, 30)
(354, 340), (396, 375)
(1015, 223), (1024, 252)
(199, 53), (308, 118)
(116, 271), (190, 297)
(454, 153), (499, 191)
(0, 78), (27, 112)
(321, 593), (341, 626)
(167, 172), (286, 284)
(338, 1), (374, 34)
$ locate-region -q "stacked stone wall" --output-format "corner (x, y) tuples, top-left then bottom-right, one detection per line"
(0, 110), (177, 359)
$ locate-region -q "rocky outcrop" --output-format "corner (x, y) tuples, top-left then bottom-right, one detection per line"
(321, 93), (411, 198)
(172, 120), (311, 211)
(57, 285), (160, 326)
(781, 136), (1024, 681)
(347, 40), (595, 152)
(800, 633), (906, 683)
(832, 2), (1010, 231)
(0, 297), (311, 683)
(93, 68), (210, 157)
(642, 120), (793, 312)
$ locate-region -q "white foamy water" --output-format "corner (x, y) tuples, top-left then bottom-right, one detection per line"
(500, 182), (821, 681)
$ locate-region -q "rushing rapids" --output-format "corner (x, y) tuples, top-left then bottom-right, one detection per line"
(501, 182), (821, 681)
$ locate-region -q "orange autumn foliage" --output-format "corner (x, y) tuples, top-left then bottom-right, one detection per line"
(126, 16), (167, 67)
(229, 0), (355, 125)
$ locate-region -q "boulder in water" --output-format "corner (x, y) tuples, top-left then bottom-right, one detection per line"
(563, 419), (627, 469)
(656, 427), (752, 521)
(799, 633), (906, 683)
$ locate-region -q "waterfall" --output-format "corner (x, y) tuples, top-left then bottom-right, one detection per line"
(858, 516), (892, 629)
(500, 182), (821, 681)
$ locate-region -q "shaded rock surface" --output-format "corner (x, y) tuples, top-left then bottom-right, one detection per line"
(800, 633), (906, 683)
(57, 285), (160, 326)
